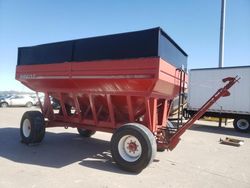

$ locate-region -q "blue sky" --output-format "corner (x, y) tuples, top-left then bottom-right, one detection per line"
(0, 0), (249, 91)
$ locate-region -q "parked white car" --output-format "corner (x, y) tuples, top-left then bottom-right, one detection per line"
(0, 95), (35, 107)
(30, 93), (45, 106)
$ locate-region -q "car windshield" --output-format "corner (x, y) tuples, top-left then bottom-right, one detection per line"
(0, 95), (12, 99)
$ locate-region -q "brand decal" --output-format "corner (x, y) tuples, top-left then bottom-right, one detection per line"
(20, 74), (36, 79)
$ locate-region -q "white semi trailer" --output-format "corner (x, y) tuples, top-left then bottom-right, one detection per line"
(185, 66), (250, 132)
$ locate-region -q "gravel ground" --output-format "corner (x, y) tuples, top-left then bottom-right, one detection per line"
(0, 107), (249, 188)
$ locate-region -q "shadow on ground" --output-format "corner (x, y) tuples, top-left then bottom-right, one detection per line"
(189, 123), (250, 139)
(0, 128), (131, 174)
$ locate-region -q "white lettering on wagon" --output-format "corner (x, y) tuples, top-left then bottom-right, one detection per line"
(20, 74), (36, 79)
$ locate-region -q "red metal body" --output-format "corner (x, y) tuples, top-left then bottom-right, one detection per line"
(16, 57), (183, 130)
(16, 57), (238, 149)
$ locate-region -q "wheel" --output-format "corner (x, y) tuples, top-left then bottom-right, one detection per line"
(233, 118), (250, 132)
(1, 102), (8, 108)
(20, 111), (45, 144)
(77, 128), (96, 137)
(26, 102), (33, 108)
(111, 123), (156, 173)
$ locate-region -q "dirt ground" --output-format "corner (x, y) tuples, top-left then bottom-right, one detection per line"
(0, 107), (249, 188)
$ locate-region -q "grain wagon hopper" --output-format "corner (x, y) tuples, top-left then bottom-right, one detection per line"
(16, 28), (238, 172)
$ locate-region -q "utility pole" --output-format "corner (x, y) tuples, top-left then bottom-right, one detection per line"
(219, 0), (226, 68)
(218, 0), (226, 127)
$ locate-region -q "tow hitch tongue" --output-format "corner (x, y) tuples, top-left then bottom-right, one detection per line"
(166, 76), (240, 150)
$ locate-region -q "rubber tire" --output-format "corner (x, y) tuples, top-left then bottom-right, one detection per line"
(20, 111), (45, 144)
(26, 102), (33, 108)
(1, 102), (8, 108)
(111, 123), (157, 173)
(77, 128), (96, 137)
(233, 118), (250, 133)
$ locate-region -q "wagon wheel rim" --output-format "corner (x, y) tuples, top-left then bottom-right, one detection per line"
(118, 135), (142, 162)
(23, 119), (31, 137)
(237, 119), (249, 130)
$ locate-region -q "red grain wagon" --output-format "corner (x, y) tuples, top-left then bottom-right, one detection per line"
(16, 28), (238, 172)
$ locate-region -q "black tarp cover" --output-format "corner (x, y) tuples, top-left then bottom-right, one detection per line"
(17, 27), (188, 69)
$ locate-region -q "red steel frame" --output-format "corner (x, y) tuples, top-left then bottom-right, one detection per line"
(16, 57), (238, 150)
(39, 93), (172, 133)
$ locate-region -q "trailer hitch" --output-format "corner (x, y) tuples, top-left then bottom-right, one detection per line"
(166, 76), (240, 150)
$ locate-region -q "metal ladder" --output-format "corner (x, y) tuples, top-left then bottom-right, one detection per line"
(176, 68), (186, 128)
(166, 68), (186, 136)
